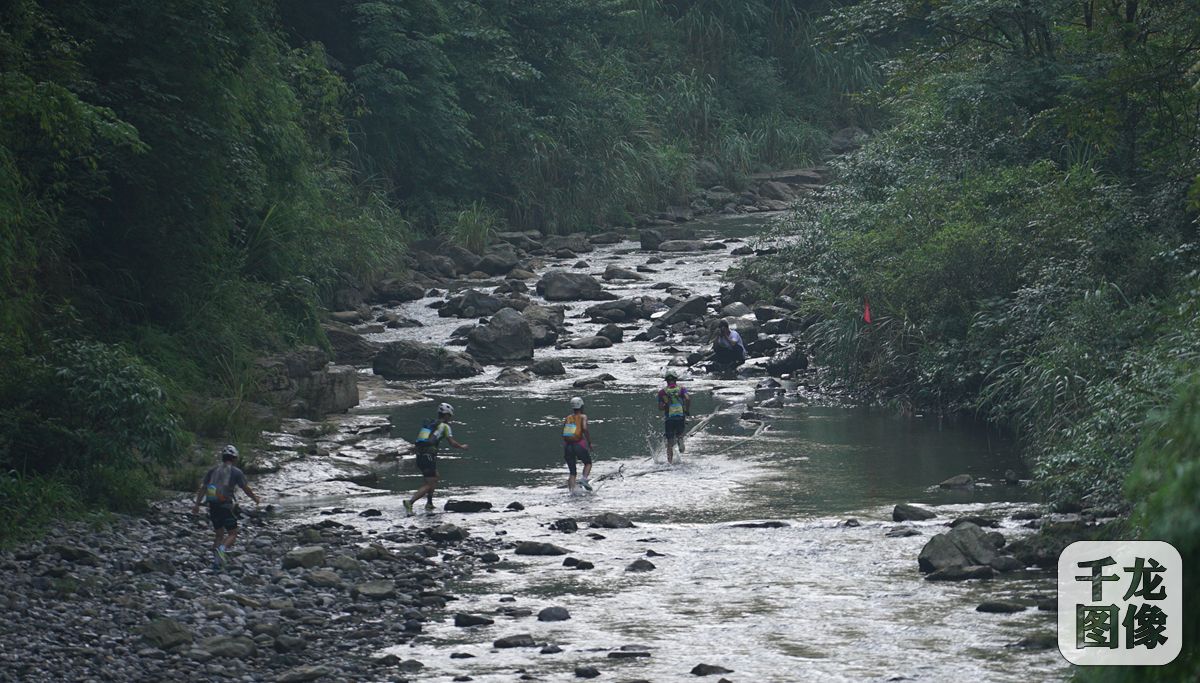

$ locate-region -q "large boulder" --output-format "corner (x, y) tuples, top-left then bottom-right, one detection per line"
(523, 304), (565, 347)
(639, 226), (696, 250)
(765, 347), (808, 377)
(603, 264), (644, 281)
(443, 244), (481, 274)
(543, 234), (594, 254)
(917, 523), (998, 573)
(467, 308), (533, 362)
(527, 359), (566, 376)
(439, 289), (508, 318)
(585, 297), (657, 322)
(371, 279), (426, 304)
(536, 271), (612, 301)
(563, 336), (613, 350)
(657, 240), (708, 252)
(893, 504), (937, 522)
(476, 244), (521, 275)
(321, 323), (381, 367)
(497, 231), (542, 251)
(373, 341), (483, 379)
(658, 296), (710, 325)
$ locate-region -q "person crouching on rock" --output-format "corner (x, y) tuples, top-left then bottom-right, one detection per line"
(657, 371), (691, 464)
(193, 445), (261, 570)
(562, 396), (593, 492)
(404, 402), (469, 516)
(712, 319), (747, 369)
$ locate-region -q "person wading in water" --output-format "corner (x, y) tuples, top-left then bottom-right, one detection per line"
(404, 403), (469, 515)
(657, 371), (691, 464)
(562, 396), (593, 492)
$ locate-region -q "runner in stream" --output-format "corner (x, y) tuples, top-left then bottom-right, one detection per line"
(562, 396), (593, 493)
(657, 371), (691, 464)
(404, 402), (469, 515)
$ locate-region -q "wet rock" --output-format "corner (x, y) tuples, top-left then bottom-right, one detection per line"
(842, 518), (861, 527)
(765, 346), (808, 377)
(451, 652), (477, 659)
(989, 555), (1024, 572)
(575, 665), (601, 678)
(639, 226), (695, 250)
(603, 264), (644, 281)
(658, 295), (710, 325)
(494, 634), (538, 648)
(591, 512), (635, 528)
(1005, 522), (1087, 567)
(977, 601), (1027, 613)
(597, 324), (624, 343)
(480, 551), (501, 563)
(731, 520), (789, 529)
(441, 289), (509, 318)
(527, 359), (566, 376)
(445, 500), (493, 513)
(622, 355), (637, 363)
(575, 560), (595, 570)
(692, 664), (734, 676)
(356, 544), (395, 562)
(357, 508), (383, 518)
(373, 341), (483, 379)
(949, 516), (999, 528)
(550, 519), (579, 533)
(893, 504), (937, 522)
(1004, 469), (1021, 485)
(538, 606), (571, 622)
(938, 474), (974, 488)
(276, 666), (336, 682)
(468, 308), (534, 362)
(476, 250), (520, 276)
(541, 645), (563, 654)
(607, 650), (651, 659)
(141, 618), (192, 650)
(536, 271), (612, 301)
(573, 373), (616, 388)
(562, 557), (580, 567)
(720, 302), (753, 317)
(322, 322), (382, 367)
(430, 524), (470, 542)
(282, 546), (325, 570)
(515, 541), (570, 556)
(918, 523), (997, 573)
(496, 367), (534, 384)
(1011, 510), (1041, 520)
(626, 559), (656, 572)
(352, 580), (397, 600)
(886, 526), (921, 538)
(658, 240), (707, 252)
(926, 565), (994, 581)
(563, 336), (613, 349)
(507, 501), (526, 511)
(455, 613), (495, 627)
(372, 279), (426, 304)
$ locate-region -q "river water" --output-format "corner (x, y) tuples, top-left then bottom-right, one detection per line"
(265, 214), (1069, 681)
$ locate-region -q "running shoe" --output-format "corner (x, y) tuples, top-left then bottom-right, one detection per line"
(215, 546), (229, 566)
(579, 478), (593, 491)
(402, 500), (413, 516)
(424, 503), (435, 512)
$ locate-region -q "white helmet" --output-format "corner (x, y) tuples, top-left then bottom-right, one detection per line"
(570, 397), (584, 409)
(221, 444), (239, 460)
(437, 402), (454, 416)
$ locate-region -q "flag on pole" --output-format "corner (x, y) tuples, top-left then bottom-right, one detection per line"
(862, 297), (872, 324)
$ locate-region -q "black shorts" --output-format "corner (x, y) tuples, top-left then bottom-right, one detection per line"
(563, 442), (592, 476)
(664, 418), (687, 440)
(415, 449), (438, 478)
(208, 504), (238, 531)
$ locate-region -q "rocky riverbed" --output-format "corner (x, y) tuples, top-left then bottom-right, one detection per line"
(0, 169), (1082, 681)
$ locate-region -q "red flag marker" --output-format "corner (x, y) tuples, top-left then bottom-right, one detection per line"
(862, 297), (872, 324)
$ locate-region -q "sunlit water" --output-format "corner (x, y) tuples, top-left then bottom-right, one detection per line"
(262, 214), (1068, 681)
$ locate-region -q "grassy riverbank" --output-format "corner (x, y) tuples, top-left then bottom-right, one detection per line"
(740, 5), (1198, 678)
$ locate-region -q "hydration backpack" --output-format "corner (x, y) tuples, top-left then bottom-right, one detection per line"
(204, 464), (234, 504)
(415, 419), (439, 446)
(663, 387), (686, 418)
(562, 414), (584, 443)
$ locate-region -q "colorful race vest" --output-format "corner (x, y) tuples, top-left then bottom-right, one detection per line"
(663, 386), (686, 418)
(562, 414), (584, 442)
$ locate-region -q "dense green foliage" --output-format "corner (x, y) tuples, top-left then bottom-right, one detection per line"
(1, 0), (869, 539)
(752, 0), (1200, 508)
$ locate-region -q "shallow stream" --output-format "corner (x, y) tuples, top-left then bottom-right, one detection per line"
(262, 213), (1069, 681)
